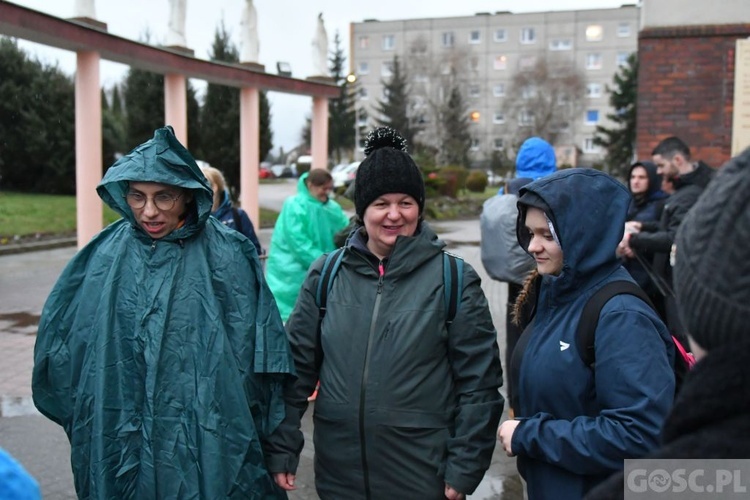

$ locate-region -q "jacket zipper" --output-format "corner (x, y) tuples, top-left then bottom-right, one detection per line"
(359, 259), (385, 500)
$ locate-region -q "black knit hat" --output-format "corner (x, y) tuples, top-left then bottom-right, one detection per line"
(354, 127), (425, 219)
(674, 147), (750, 351)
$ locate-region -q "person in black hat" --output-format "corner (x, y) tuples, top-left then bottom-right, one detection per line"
(267, 126), (504, 499)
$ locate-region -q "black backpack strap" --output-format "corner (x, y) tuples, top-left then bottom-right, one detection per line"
(576, 280), (655, 367)
(313, 248), (345, 368)
(442, 252), (464, 326)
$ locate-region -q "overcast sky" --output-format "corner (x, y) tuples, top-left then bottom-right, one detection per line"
(10, 0), (631, 154)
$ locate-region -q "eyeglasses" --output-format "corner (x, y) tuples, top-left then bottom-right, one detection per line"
(125, 191), (183, 211)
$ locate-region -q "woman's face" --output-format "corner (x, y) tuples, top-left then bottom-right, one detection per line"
(363, 193), (419, 259)
(307, 179), (334, 203)
(127, 182), (191, 240)
(524, 207), (563, 276)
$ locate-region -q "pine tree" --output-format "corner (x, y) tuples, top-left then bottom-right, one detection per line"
(439, 84), (471, 167)
(122, 68), (165, 148)
(0, 38), (75, 194)
(102, 84), (127, 170)
(328, 31), (356, 164)
(376, 55), (418, 149)
(594, 53), (638, 177)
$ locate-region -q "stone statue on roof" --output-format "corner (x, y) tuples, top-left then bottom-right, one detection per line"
(167, 0), (187, 47)
(311, 13), (329, 76)
(240, 0), (260, 63)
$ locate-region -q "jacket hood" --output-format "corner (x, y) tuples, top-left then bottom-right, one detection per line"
(517, 168), (629, 296)
(97, 127), (213, 241)
(515, 137), (557, 180)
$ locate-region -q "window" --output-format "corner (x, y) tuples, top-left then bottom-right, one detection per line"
(493, 111), (505, 124)
(381, 61), (393, 77)
(583, 138), (599, 153)
(518, 56), (536, 70)
(441, 62), (452, 75)
(617, 22), (631, 37)
(521, 85), (536, 99)
(359, 138), (367, 149)
(382, 35), (395, 50)
(586, 53), (603, 70)
(493, 138), (505, 150)
(586, 109), (599, 125)
(617, 52), (630, 66)
(358, 36), (369, 49)
(493, 84), (505, 97)
(414, 73), (428, 83)
(520, 27), (536, 44)
(359, 88), (369, 100)
(470, 138), (480, 151)
(549, 39), (572, 51)
(586, 83), (602, 98)
(469, 85), (481, 98)
(358, 62), (369, 75)
(494, 55), (508, 70)
(586, 25), (603, 42)
(442, 32), (455, 48)
(469, 30), (481, 44)
(469, 57), (480, 71)
(494, 29), (507, 42)
(519, 110), (533, 126)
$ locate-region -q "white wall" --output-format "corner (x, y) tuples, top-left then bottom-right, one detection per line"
(643, 0), (750, 28)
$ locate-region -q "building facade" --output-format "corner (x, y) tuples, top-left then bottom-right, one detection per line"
(637, 0), (750, 168)
(350, 6), (639, 167)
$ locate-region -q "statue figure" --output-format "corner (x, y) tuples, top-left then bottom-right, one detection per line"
(167, 0), (187, 47)
(240, 0), (260, 63)
(74, 0), (96, 18)
(311, 13), (329, 76)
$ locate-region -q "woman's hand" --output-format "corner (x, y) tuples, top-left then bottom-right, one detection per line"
(273, 472), (297, 491)
(497, 419), (520, 457)
(444, 483), (465, 499)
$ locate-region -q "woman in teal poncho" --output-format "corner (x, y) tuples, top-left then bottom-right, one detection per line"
(32, 127), (293, 499)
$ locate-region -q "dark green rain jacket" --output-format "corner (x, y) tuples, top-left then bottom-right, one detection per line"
(32, 127), (293, 499)
(266, 222), (504, 498)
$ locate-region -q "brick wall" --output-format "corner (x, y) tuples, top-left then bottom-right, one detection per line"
(637, 24), (750, 168)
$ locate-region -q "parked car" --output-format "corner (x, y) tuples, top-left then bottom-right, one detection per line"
(259, 165), (273, 179)
(332, 161), (360, 188)
(270, 164), (295, 178)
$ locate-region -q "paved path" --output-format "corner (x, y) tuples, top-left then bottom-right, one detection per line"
(0, 216), (524, 499)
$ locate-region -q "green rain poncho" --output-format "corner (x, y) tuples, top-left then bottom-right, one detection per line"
(32, 127), (293, 499)
(265, 174), (348, 321)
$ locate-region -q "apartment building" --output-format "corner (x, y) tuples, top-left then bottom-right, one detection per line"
(350, 5), (639, 167)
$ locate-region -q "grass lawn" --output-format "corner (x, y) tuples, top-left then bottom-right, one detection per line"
(0, 192), (279, 241)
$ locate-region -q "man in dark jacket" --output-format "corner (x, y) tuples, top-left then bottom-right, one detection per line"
(586, 146), (750, 500)
(619, 137), (713, 343)
(617, 161), (668, 306)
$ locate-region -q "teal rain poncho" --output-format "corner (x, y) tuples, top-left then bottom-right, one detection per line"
(32, 127), (293, 499)
(265, 174), (348, 321)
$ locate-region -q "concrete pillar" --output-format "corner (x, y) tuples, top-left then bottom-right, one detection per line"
(311, 96), (329, 170)
(164, 73), (188, 145)
(75, 50), (103, 248)
(240, 87), (260, 229)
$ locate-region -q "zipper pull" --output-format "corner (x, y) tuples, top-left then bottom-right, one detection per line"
(377, 260), (385, 294)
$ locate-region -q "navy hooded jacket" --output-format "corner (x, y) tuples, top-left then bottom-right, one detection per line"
(510, 169), (675, 500)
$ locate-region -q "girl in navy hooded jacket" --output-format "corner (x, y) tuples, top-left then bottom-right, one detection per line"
(497, 169), (675, 500)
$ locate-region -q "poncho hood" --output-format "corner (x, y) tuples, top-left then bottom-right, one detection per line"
(97, 126), (214, 242)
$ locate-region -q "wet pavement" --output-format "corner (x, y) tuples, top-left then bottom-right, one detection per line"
(0, 216), (525, 499)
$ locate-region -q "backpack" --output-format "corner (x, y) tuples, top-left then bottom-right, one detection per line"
(480, 195), (535, 284)
(313, 248), (464, 367)
(576, 280), (695, 394)
(510, 279), (694, 411)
